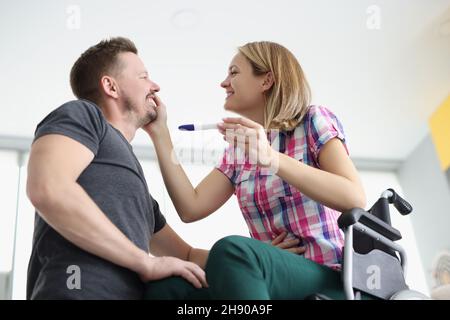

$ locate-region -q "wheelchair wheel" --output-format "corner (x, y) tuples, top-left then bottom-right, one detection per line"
(389, 289), (430, 300)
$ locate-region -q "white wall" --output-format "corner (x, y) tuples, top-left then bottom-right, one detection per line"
(11, 154), (34, 300)
(0, 151), (20, 300)
(0, 152), (19, 274)
(397, 134), (450, 289)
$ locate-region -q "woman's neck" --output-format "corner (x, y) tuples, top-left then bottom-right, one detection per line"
(237, 108), (265, 127)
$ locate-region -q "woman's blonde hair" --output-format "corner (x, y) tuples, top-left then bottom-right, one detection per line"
(238, 41), (311, 130)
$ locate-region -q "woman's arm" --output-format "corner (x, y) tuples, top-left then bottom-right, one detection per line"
(150, 128), (234, 222)
(220, 117), (366, 212)
(150, 224), (209, 269)
(276, 138), (366, 212)
(143, 95), (234, 223)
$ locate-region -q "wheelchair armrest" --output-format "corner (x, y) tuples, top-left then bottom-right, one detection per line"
(337, 208), (402, 241)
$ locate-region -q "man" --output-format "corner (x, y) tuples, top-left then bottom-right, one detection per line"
(26, 37), (208, 299)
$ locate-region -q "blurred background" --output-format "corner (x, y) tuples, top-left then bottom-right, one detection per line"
(0, 0), (449, 299)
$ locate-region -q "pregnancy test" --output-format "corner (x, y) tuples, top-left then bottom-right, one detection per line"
(178, 123), (219, 131)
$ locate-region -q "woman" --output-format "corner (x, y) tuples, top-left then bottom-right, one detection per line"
(145, 41), (366, 299)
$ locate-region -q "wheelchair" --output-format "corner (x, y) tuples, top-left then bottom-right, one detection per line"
(310, 189), (429, 300)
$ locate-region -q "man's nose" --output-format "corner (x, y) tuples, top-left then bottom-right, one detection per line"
(149, 80), (160, 92)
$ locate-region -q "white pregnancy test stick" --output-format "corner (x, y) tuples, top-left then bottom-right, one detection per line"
(178, 123), (219, 131)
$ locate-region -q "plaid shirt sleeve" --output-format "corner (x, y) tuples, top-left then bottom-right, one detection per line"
(306, 105), (349, 166)
(215, 146), (237, 185)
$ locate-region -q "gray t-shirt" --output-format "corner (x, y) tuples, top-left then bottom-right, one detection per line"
(26, 99), (166, 299)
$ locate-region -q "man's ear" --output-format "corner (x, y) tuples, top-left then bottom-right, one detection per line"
(261, 72), (274, 92)
(100, 75), (119, 99)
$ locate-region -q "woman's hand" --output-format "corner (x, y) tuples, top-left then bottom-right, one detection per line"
(217, 117), (278, 170)
(143, 93), (169, 138)
(271, 231), (306, 255)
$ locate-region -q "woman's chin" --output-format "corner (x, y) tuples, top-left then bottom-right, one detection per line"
(224, 103), (235, 112)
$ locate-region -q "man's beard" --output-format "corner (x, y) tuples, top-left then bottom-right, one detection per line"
(123, 94), (157, 127)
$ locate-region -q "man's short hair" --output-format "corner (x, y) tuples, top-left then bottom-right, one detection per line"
(70, 37), (137, 105)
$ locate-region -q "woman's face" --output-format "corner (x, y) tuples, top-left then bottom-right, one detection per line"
(220, 53), (266, 115)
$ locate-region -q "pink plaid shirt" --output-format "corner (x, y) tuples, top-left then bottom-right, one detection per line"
(216, 105), (347, 268)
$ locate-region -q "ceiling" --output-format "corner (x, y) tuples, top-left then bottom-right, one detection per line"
(0, 0), (449, 161)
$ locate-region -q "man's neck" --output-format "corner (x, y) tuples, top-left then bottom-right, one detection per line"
(108, 120), (137, 142)
(98, 101), (137, 142)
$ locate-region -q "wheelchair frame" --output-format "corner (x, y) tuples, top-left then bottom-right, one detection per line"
(335, 189), (428, 300)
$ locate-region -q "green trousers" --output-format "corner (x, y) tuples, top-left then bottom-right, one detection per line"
(145, 235), (363, 300)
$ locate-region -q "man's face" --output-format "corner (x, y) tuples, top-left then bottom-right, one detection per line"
(115, 52), (160, 127)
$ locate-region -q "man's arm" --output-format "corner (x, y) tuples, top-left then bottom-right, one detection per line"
(150, 224), (209, 270)
(27, 134), (207, 288)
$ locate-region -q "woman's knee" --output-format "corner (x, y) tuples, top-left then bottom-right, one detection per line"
(210, 235), (249, 256)
(207, 235), (259, 268)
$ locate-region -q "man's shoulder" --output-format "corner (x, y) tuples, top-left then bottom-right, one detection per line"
(36, 99), (105, 129)
(33, 99), (108, 149)
(55, 99), (103, 118)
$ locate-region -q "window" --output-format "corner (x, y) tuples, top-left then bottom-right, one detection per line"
(0, 151), (22, 299)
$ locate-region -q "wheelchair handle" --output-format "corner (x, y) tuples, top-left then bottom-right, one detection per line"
(381, 189), (412, 215)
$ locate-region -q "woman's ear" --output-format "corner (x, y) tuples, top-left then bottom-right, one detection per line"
(100, 75), (119, 99)
(261, 72), (274, 92)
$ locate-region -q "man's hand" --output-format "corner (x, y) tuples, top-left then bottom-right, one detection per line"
(138, 255), (208, 289)
(271, 231), (306, 255)
(142, 94), (169, 138)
